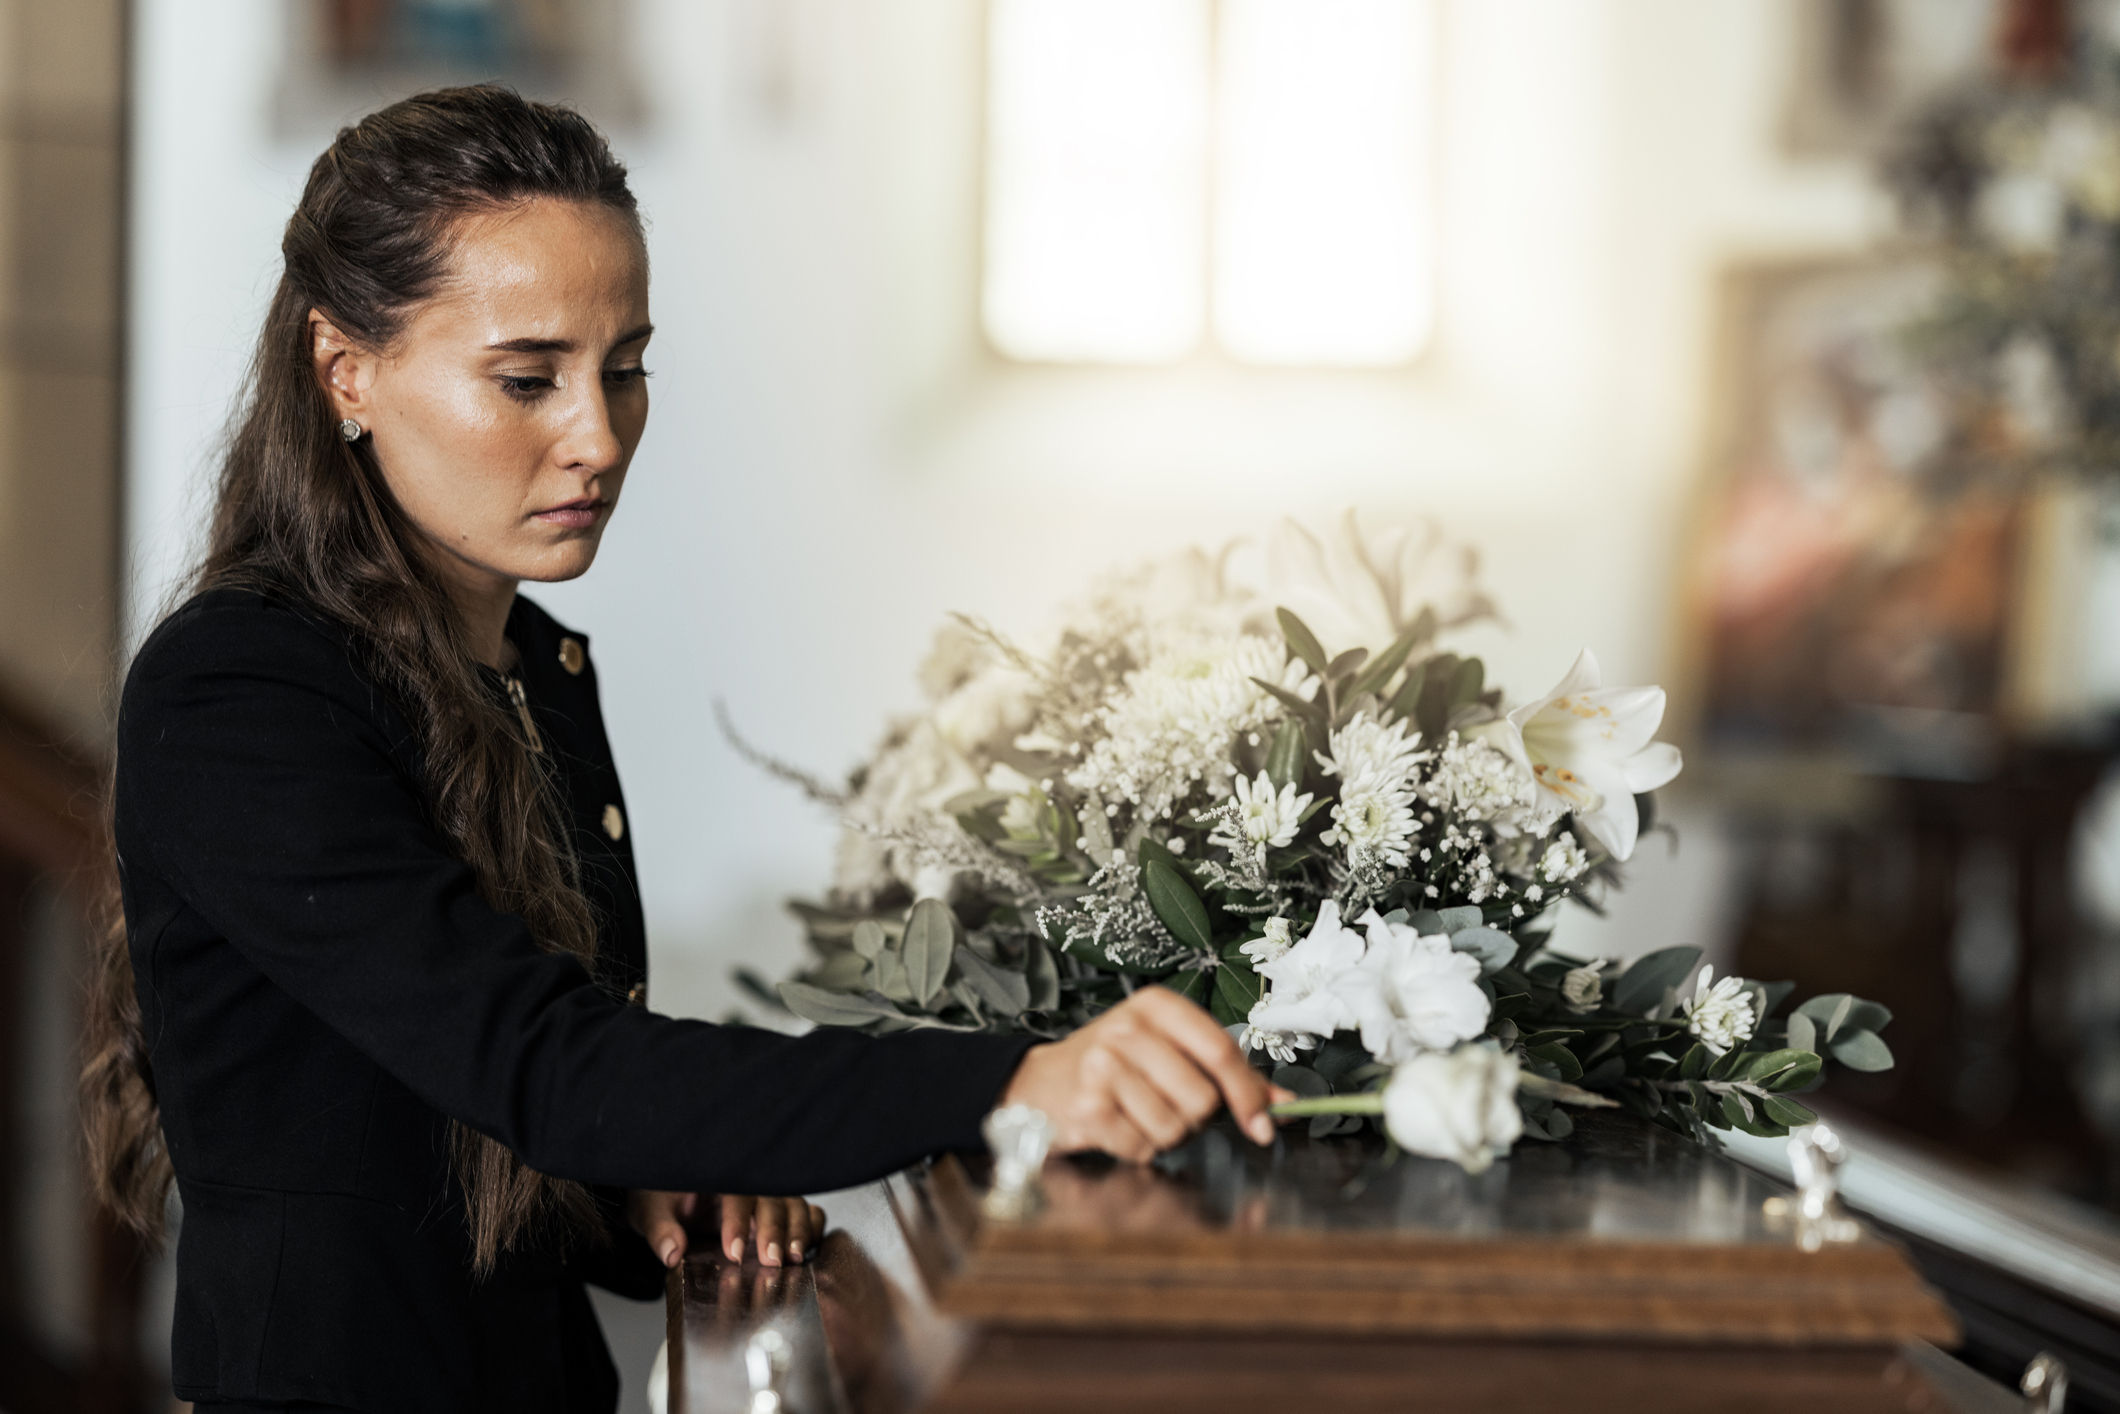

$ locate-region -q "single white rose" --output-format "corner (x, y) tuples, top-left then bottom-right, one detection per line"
(1330, 909), (1490, 1064)
(1381, 1044), (1524, 1174)
(1478, 649), (1682, 862)
(1247, 900), (1366, 1041)
(1560, 965), (1603, 1014)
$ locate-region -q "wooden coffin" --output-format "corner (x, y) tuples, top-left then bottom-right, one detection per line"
(665, 1112), (2005, 1413)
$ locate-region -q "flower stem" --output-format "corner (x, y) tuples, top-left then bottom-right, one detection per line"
(1269, 1093), (1385, 1118)
(1517, 1072), (1620, 1108)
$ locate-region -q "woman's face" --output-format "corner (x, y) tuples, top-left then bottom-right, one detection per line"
(313, 197), (652, 601)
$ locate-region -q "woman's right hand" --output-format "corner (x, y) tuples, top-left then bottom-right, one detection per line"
(998, 985), (1291, 1162)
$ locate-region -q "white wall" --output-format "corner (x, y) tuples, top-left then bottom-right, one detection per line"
(127, 0), (1896, 1019)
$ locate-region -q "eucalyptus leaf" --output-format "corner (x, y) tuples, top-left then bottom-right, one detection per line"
(902, 898), (957, 1006)
(954, 946), (1030, 1017)
(1786, 1012), (1816, 1056)
(1435, 905), (1484, 935)
(1327, 647), (1369, 681)
(778, 982), (907, 1029)
(1271, 1063), (1330, 1099)
(814, 950), (869, 990)
(850, 920), (887, 960)
(1451, 657), (1486, 705)
(1449, 926), (1519, 976)
(1350, 613), (1431, 699)
(1830, 1028), (1895, 1072)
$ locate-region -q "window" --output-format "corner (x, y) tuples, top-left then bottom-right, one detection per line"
(982, 0), (1437, 368)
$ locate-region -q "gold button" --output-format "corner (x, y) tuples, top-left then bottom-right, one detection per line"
(625, 981), (646, 1006)
(601, 803), (625, 841)
(558, 637), (586, 675)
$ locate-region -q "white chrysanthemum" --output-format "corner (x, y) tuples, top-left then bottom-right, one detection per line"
(1538, 832), (1590, 884)
(1316, 712), (1428, 792)
(1237, 1002), (1318, 1066)
(1209, 771), (1313, 864)
(1682, 965), (1758, 1056)
(1421, 733), (1534, 825)
(1239, 916), (1296, 966)
(1335, 908), (1490, 1064)
(1322, 781), (1420, 871)
(1066, 630), (1314, 821)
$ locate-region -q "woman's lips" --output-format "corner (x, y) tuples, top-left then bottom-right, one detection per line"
(533, 499), (607, 529)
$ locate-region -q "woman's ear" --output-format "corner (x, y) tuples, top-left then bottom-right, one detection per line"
(308, 309), (376, 424)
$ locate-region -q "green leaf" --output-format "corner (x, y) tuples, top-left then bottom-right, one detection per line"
(1264, 717), (1309, 791)
(1326, 646), (1369, 681)
(1213, 955), (1264, 1023)
(1679, 1044), (1710, 1080)
(1349, 612), (1433, 699)
(1143, 859), (1214, 953)
(1785, 1012), (1816, 1056)
(871, 947), (914, 1002)
(778, 982), (907, 1029)
(1449, 926), (1519, 976)
(1024, 937), (1060, 1011)
(1272, 1063), (1330, 1099)
(1167, 969), (1213, 1006)
(1526, 1042), (1583, 1082)
(902, 898), (957, 1007)
(850, 920), (887, 960)
(1830, 1028), (1895, 1072)
(953, 947), (1030, 1017)
(1435, 905), (1484, 934)
(1385, 660), (1430, 723)
(1611, 947), (1702, 1016)
(815, 950), (870, 990)
(1761, 1095), (1818, 1127)
(1451, 656), (1486, 705)
(1276, 607), (1330, 676)
(1250, 676), (1324, 722)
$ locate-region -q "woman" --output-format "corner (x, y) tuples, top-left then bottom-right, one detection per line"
(81, 86), (1280, 1414)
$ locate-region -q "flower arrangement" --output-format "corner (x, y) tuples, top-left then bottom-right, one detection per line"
(732, 515), (1894, 1170)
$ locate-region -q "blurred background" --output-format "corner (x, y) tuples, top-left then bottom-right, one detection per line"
(8, 0), (2120, 1409)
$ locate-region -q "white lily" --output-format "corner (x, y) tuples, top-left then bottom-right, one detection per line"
(1262, 510), (1493, 656)
(1478, 649), (1681, 862)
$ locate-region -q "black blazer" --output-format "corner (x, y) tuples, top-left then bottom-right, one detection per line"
(114, 584), (1035, 1413)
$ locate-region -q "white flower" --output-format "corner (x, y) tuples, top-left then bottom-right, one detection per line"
(1209, 771), (1313, 865)
(1381, 1044), (1524, 1174)
(1333, 909), (1490, 1065)
(1538, 832), (1590, 884)
(1067, 629), (1313, 821)
(1237, 1003), (1317, 1066)
(1560, 965), (1603, 1014)
(1261, 510), (1493, 656)
(1316, 712), (1427, 792)
(1321, 781), (1420, 872)
(1246, 900), (1368, 1041)
(1478, 650), (1682, 862)
(1419, 733), (1535, 826)
(1238, 915), (1296, 967)
(1681, 965), (1757, 1056)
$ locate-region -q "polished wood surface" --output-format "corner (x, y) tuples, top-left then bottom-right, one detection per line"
(668, 1114), (1995, 1413)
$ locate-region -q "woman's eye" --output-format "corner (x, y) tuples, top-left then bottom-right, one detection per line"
(498, 375), (554, 402)
(604, 366), (653, 387)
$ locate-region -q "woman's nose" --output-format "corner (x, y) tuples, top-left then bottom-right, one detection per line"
(557, 383), (624, 471)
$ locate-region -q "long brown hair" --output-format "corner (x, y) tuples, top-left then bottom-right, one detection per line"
(81, 85), (641, 1277)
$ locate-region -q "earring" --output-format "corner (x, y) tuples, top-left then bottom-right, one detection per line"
(339, 418), (363, 443)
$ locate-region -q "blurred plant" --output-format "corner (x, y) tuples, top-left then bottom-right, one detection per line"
(1885, 10), (2120, 482)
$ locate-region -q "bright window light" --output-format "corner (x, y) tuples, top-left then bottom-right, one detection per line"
(982, 0), (1435, 368)
(981, 0), (1211, 364)
(1213, 0), (1435, 366)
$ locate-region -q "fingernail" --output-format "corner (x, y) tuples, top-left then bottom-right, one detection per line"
(765, 1242), (782, 1266)
(727, 1238), (743, 1261)
(660, 1242), (679, 1266)
(1249, 1115), (1275, 1145)
(789, 1241), (804, 1262)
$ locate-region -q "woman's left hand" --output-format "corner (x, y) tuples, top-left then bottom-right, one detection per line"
(627, 1190), (828, 1269)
